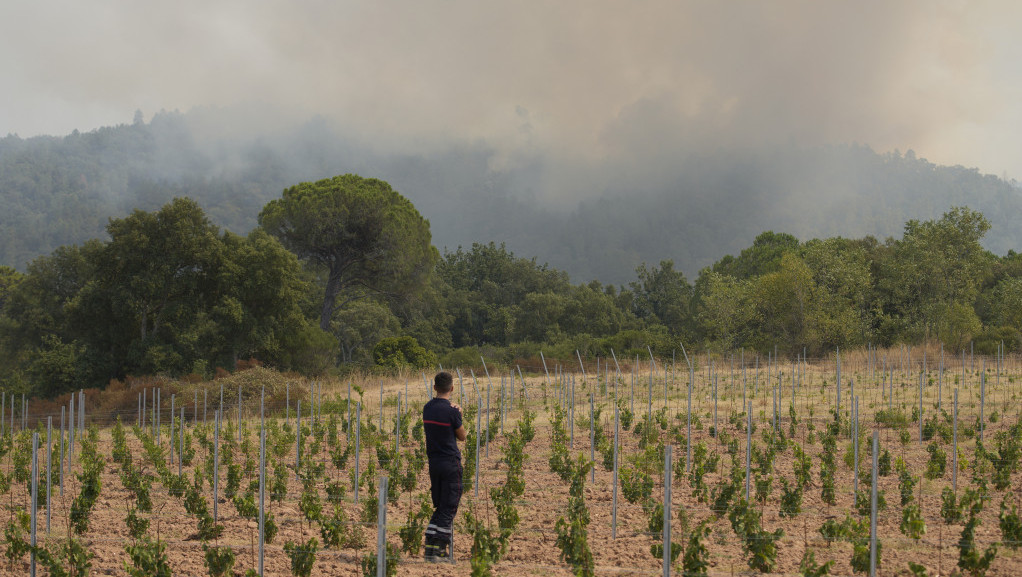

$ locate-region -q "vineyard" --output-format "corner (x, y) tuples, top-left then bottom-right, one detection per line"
(1, 347), (1022, 576)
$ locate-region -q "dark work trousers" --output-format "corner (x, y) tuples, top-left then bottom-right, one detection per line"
(426, 457), (463, 546)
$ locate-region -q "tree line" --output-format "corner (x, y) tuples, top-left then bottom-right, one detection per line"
(0, 173), (1018, 398)
(3, 109), (1022, 286)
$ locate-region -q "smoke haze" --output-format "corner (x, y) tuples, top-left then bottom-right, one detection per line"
(2, 1), (1020, 176)
(2, 1), (1022, 282)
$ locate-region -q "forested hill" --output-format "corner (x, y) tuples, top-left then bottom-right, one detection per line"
(2, 109), (1020, 283)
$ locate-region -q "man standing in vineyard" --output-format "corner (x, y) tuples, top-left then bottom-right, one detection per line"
(423, 371), (467, 562)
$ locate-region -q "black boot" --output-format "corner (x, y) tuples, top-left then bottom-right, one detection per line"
(423, 534), (438, 562)
(431, 539), (447, 559)
(434, 535), (451, 562)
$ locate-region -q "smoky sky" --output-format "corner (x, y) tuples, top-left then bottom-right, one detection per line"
(1, 0), (1021, 185)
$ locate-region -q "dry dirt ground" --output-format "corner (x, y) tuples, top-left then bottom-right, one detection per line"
(2, 360), (1021, 576)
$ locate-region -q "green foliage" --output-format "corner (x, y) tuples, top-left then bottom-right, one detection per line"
(3, 126), (1021, 385)
(465, 507), (504, 577)
(780, 478), (803, 518)
(330, 441), (351, 471)
(373, 336), (436, 369)
(898, 461), (918, 506)
(12, 431), (30, 483)
(232, 489), (258, 520)
(554, 455), (595, 577)
(619, 405), (634, 431)
(462, 430), (478, 492)
(875, 407), (909, 427)
(649, 541), (682, 565)
(3, 510), (30, 563)
(3, 130), (1019, 387)
(901, 503), (926, 540)
(3, 196), (318, 391)
(263, 512), (279, 544)
(284, 538), (319, 577)
(922, 412), (949, 442)
(680, 521), (711, 577)
(398, 494), (432, 555)
(818, 513), (869, 546)
(987, 423), (1022, 490)
(878, 448), (891, 476)
(728, 498), (783, 572)
(620, 465), (654, 505)
(696, 270), (757, 351)
(819, 432), (837, 505)
(855, 488), (887, 518)
(754, 472), (773, 505)
(35, 536), (94, 577)
(259, 174), (435, 332)
(925, 441), (947, 479)
(752, 443), (772, 475)
(881, 207), (991, 346)
(319, 505), (345, 548)
(598, 437), (615, 472)
(631, 260), (692, 331)
(491, 428), (529, 541)
(325, 480), (347, 504)
(709, 463), (741, 516)
(647, 502), (664, 540)
(299, 483), (323, 523)
(900, 429), (912, 445)
(958, 497), (997, 577)
(112, 419), (131, 465)
(124, 537), (171, 577)
(360, 543), (399, 577)
(271, 464), (289, 502)
(799, 550), (834, 577)
(850, 540), (880, 575)
(70, 427), (105, 535)
(548, 406), (571, 481)
(518, 408), (536, 443)
(224, 462), (242, 500)
(184, 476), (224, 541)
(688, 441), (719, 502)
(360, 494), (379, 525)
(203, 544), (236, 577)
(999, 497), (1022, 550)
(793, 442), (813, 488)
(4, 510), (94, 577)
(125, 508), (149, 540)
(818, 519), (842, 546)
(942, 487), (963, 524)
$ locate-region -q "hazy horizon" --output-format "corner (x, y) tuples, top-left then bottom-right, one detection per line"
(2, 1), (1020, 185)
(4, 1), (1022, 285)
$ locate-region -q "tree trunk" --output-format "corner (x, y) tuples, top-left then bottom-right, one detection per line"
(319, 269), (342, 331)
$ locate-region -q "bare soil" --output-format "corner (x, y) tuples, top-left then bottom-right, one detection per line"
(2, 361), (1021, 576)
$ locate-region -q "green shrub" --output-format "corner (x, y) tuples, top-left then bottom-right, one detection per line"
(799, 550), (834, 577)
(360, 543), (399, 577)
(284, 538), (319, 577)
(373, 336), (436, 369)
(554, 456), (595, 577)
(681, 521), (711, 577)
(780, 479), (802, 518)
(925, 442), (947, 479)
(942, 487), (963, 524)
(901, 503), (926, 540)
(999, 497), (1022, 550)
(203, 544), (236, 577)
(124, 537), (171, 577)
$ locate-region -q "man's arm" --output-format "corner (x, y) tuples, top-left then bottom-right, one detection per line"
(451, 402), (468, 442)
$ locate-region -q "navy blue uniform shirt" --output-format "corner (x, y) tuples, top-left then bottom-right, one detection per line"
(423, 397), (462, 461)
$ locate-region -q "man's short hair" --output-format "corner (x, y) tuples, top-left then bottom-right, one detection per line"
(434, 371), (454, 394)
